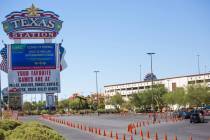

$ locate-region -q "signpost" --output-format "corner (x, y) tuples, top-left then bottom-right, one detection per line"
(0, 4), (65, 111)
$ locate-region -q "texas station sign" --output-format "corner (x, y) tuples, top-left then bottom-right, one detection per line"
(2, 4), (62, 39)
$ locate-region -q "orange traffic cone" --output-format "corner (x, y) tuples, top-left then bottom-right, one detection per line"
(174, 135), (177, 140)
(98, 128), (101, 135)
(154, 132), (158, 140)
(146, 130), (150, 139)
(122, 134), (126, 140)
(130, 135), (133, 140)
(115, 132), (119, 140)
(103, 129), (106, 136)
(140, 129), (143, 138)
(130, 128), (133, 134)
(164, 133), (167, 140)
(110, 130), (113, 138)
(127, 125), (130, 132)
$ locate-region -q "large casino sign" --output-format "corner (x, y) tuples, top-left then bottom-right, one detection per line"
(2, 4), (63, 39)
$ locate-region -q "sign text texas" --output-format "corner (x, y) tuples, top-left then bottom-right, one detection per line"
(2, 4), (62, 39)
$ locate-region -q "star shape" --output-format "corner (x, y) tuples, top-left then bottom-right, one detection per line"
(27, 4), (38, 16)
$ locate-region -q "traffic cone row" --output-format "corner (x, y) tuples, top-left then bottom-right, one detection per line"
(42, 115), (194, 140)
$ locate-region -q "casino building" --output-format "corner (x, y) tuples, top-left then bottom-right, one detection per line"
(104, 73), (210, 101)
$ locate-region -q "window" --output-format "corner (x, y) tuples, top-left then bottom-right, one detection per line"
(196, 80), (204, 83)
(188, 81), (195, 84)
(139, 86), (144, 89)
(145, 86), (151, 89)
(133, 87), (138, 90)
(205, 79), (210, 82)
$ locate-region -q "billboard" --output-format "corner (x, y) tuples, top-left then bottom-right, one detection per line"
(8, 43), (60, 94)
(11, 43), (56, 70)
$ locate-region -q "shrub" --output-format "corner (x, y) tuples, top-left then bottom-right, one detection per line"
(58, 109), (65, 114)
(31, 110), (41, 115)
(0, 120), (22, 131)
(7, 122), (65, 140)
(97, 109), (105, 114)
(40, 110), (49, 115)
(105, 109), (119, 114)
(135, 108), (144, 113)
(0, 129), (5, 140)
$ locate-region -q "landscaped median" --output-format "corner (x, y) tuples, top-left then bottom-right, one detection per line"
(0, 119), (65, 140)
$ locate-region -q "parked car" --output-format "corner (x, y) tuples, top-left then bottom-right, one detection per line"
(190, 110), (204, 123)
(172, 110), (183, 118)
(173, 110), (191, 119)
(203, 105), (210, 116)
(181, 111), (191, 119)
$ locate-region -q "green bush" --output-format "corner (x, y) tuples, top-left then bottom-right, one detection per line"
(40, 110), (49, 115)
(135, 108), (144, 113)
(97, 109), (105, 114)
(7, 122), (65, 140)
(0, 120), (22, 131)
(0, 129), (5, 140)
(31, 110), (41, 115)
(58, 109), (65, 114)
(105, 109), (119, 113)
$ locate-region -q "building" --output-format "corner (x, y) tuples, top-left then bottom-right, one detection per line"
(104, 73), (210, 101)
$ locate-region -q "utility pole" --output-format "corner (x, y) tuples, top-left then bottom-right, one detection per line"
(147, 52), (156, 123)
(94, 70), (100, 112)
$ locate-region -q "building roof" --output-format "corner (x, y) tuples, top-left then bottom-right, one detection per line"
(104, 72), (210, 87)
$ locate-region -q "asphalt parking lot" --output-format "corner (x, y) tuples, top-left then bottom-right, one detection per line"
(20, 114), (210, 140)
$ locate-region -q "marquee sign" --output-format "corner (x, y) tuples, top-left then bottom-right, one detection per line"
(7, 43), (61, 94)
(2, 4), (62, 39)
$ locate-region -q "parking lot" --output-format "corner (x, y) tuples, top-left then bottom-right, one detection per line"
(21, 113), (210, 140)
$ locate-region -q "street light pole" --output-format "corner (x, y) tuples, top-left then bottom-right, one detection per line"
(94, 70), (100, 112)
(147, 52), (156, 122)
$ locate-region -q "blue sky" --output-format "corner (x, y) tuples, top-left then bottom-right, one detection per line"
(0, 0), (210, 101)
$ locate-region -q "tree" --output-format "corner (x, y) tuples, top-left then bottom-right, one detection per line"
(23, 102), (32, 114)
(69, 98), (80, 110)
(187, 84), (210, 107)
(152, 85), (167, 111)
(110, 93), (124, 109)
(173, 87), (187, 108)
(58, 99), (70, 112)
(130, 85), (167, 112)
(121, 100), (133, 111)
(130, 93), (143, 108)
(162, 87), (187, 110)
(36, 101), (46, 110)
(162, 92), (175, 106)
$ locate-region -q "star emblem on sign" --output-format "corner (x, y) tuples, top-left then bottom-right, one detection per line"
(27, 4), (38, 16)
